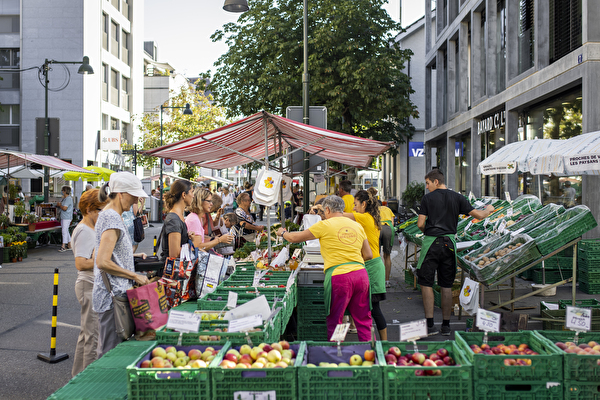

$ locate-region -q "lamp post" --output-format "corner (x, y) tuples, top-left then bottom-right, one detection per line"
(41, 57), (94, 202)
(225, 0), (311, 211)
(159, 103), (193, 218)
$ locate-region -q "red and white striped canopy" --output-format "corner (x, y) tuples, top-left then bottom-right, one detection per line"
(0, 150), (95, 173)
(142, 111), (394, 169)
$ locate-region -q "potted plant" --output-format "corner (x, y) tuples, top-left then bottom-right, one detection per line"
(8, 184), (17, 205)
(0, 213), (10, 229)
(13, 202), (26, 224)
(8, 241), (18, 262)
(26, 213), (39, 231)
(401, 181), (426, 212)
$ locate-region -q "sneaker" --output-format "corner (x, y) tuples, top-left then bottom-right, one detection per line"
(427, 325), (439, 336)
(441, 325), (452, 336)
(385, 281), (391, 288)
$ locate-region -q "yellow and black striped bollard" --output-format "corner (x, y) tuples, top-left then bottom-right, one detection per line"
(38, 268), (69, 363)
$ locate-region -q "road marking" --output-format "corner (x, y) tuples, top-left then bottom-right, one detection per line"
(36, 320), (80, 329)
(0, 282), (31, 284)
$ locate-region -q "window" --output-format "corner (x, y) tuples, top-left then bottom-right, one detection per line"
(122, 0), (130, 19)
(110, 68), (119, 106)
(0, 105), (19, 147)
(121, 76), (129, 111)
(496, 0), (506, 92)
(455, 41), (459, 113)
(102, 63), (108, 101)
(102, 13), (108, 51)
(110, 117), (119, 131)
(121, 122), (129, 143)
(110, 20), (119, 58)
(121, 30), (129, 65)
(0, 16), (19, 33)
(480, 9), (486, 96)
(518, 0), (534, 74)
(0, 48), (20, 89)
(549, 0), (582, 64)
(102, 114), (109, 130)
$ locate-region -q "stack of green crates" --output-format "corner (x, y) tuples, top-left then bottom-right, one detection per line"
(535, 331), (600, 399)
(455, 331), (563, 399)
(48, 341), (158, 400)
(578, 239), (600, 294)
(297, 286), (328, 341)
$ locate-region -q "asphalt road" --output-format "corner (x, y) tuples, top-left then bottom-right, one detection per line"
(0, 209), (593, 399)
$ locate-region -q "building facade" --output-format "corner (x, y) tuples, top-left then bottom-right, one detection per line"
(421, 0), (599, 238)
(0, 0), (144, 196)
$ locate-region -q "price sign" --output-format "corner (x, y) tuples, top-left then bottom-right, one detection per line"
(507, 208), (513, 218)
(286, 268), (299, 293)
(233, 391), (276, 400)
(330, 323), (350, 342)
(513, 227), (525, 235)
(505, 191), (512, 203)
(226, 291), (238, 309)
(465, 221), (473, 232)
(476, 309), (501, 332)
(253, 270), (267, 287)
(498, 220), (507, 234)
(469, 192), (475, 202)
(566, 306), (592, 332)
(400, 319), (428, 341)
(483, 218), (490, 227)
(228, 314), (263, 333)
(474, 200), (485, 208)
(167, 310), (200, 333)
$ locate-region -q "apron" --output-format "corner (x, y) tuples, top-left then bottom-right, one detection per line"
(416, 234), (457, 269)
(324, 262), (370, 316)
(364, 257), (386, 294)
(382, 219), (395, 248)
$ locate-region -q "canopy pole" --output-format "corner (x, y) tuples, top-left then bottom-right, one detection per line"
(279, 133), (285, 226)
(264, 118), (272, 262)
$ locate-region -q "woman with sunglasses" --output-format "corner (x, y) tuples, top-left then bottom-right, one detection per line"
(185, 188), (233, 251)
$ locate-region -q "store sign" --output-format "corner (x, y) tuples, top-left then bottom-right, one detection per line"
(100, 130), (121, 151)
(478, 111), (506, 135)
(409, 142), (463, 157)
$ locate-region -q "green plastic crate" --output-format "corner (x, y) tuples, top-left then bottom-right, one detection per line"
(540, 309), (600, 331)
(296, 341), (384, 400)
(535, 330), (600, 382)
(377, 340), (473, 400)
(579, 282), (600, 295)
(579, 270), (600, 284)
(473, 380), (563, 400)
(48, 368), (128, 400)
(213, 284), (298, 307)
(127, 344), (225, 400)
(559, 299), (600, 309)
(86, 340), (158, 370)
(455, 331), (563, 381)
(210, 342), (303, 400)
(536, 209), (598, 256)
(532, 268), (573, 284)
(544, 256), (577, 268)
(565, 381), (600, 399)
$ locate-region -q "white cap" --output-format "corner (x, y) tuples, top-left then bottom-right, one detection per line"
(108, 172), (147, 198)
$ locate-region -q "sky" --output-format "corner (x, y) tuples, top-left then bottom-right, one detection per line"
(144, 0), (424, 77)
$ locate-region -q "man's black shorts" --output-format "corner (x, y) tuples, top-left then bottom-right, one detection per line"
(417, 236), (456, 288)
(380, 224), (393, 255)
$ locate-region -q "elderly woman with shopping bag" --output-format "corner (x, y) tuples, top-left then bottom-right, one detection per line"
(276, 195), (373, 341)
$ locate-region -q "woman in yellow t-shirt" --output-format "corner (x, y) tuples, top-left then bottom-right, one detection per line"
(276, 195), (373, 342)
(344, 189), (388, 340)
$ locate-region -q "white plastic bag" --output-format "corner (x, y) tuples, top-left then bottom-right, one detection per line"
(459, 277), (480, 316)
(270, 246), (289, 269)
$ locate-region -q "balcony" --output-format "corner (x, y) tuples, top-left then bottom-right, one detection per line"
(122, 1), (129, 19)
(111, 39), (119, 58)
(110, 87), (119, 106)
(121, 47), (129, 65)
(121, 92), (129, 111)
(111, 0), (119, 10)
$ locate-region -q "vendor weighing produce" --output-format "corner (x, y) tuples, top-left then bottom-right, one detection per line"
(417, 169), (494, 336)
(277, 195), (373, 342)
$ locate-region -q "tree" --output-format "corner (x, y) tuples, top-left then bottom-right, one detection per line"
(210, 0), (417, 151)
(132, 82), (229, 180)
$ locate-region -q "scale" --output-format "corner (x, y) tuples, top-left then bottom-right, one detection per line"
(302, 246), (324, 266)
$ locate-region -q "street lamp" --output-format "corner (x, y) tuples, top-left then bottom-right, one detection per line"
(41, 56), (94, 202)
(225, 0), (311, 212)
(159, 103), (193, 218)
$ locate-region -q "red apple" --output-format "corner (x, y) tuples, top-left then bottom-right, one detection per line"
(435, 359), (445, 366)
(411, 352), (426, 365)
(385, 354), (398, 365)
(140, 359), (152, 368)
(423, 359), (437, 375)
(388, 347), (402, 358)
(429, 353), (440, 362)
(555, 342), (567, 350)
(364, 349), (376, 362)
(224, 353), (238, 363)
(414, 369), (425, 376)
(279, 340), (290, 350)
(443, 356), (455, 365)
(263, 344), (273, 353)
(437, 348), (449, 358)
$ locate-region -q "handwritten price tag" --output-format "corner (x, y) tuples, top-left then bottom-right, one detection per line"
(330, 323), (350, 342)
(233, 391), (276, 400)
(505, 191), (512, 203)
(566, 306), (591, 332)
(400, 319), (428, 341)
(476, 309), (501, 332)
(507, 208), (513, 218)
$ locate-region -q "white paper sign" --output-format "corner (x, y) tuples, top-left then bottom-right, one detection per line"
(228, 314), (263, 333)
(505, 191), (512, 202)
(226, 291), (238, 309)
(566, 306), (592, 332)
(400, 319), (428, 341)
(253, 269), (268, 287)
(469, 192), (475, 201)
(199, 255), (223, 298)
(498, 220), (507, 234)
(313, 174), (325, 183)
(483, 218), (490, 227)
(507, 208), (513, 218)
(513, 227), (525, 235)
(167, 310), (200, 333)
(476, 309), (501, 332)
(225, 295), (272, 321)
(233, 391), (276, 400)
(286, 268), (299, 293)
(330, 323), (350, 342)
(465, 221), (473, 232)
(474, 200), (485, 208)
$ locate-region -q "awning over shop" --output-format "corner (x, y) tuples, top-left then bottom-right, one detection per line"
(528, 131), (600, 176)
(196, 175), (236, 185)
(141, 111), (393, 169)
(478, 139), (564, 175)
(0, 150), (94, 174)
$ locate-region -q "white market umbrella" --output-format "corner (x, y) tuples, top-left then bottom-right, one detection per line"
(478, 139), (564, 175)
(0, 166), (63, 179)
(528, 131), (600, 176)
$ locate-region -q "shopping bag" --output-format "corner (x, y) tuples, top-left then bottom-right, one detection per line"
(126, 281), (169, 333)
(459, 277), (480, 316)
(196, 252), (230, 298)
(160, 243), (198, 307)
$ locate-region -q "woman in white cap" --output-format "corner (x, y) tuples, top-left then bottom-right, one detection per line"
(93, 171), (150, 357)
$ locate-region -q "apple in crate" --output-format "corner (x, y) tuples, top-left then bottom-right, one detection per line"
(364, 349), (375, 362)
(411, 352), (426, 365)
(385, 354), (397, 365)
(151, 347), (167, 359)
(349, 354), (363, 366)
(437, 348), (449, 358)
(188, 349), (202, 360)
(388, 347), (402, 358)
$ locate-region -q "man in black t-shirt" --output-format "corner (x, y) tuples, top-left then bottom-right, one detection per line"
(417, 169), (494, 336)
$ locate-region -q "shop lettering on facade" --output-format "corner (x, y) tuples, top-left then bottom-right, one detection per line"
(478, 111), (506, 135)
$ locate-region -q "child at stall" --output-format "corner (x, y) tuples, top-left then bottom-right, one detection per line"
(223, 212), (246, 250)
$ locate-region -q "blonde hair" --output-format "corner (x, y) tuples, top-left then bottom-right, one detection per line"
(189, 188), (212, 215)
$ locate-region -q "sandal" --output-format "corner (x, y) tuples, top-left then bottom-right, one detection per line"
(58, 247), (67, 252)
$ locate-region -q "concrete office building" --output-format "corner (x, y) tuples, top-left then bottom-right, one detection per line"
(422, 0), (599, 238)
(0, 0), (144, 196)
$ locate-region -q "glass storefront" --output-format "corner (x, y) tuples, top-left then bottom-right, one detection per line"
(479, 110), (506, 198)
(519, 87), (582, 207)
(455, 134), (471, 195)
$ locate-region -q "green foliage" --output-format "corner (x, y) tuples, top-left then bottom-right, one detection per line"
(25, 212), (39, 223)
(131, 80), (229, 173)
(13, 202), (26, 217)
(0, 214), (10, 229)
(401, 181), (425, 209)
(210, 0), (417, 153)
(8, 184), (17, 200)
